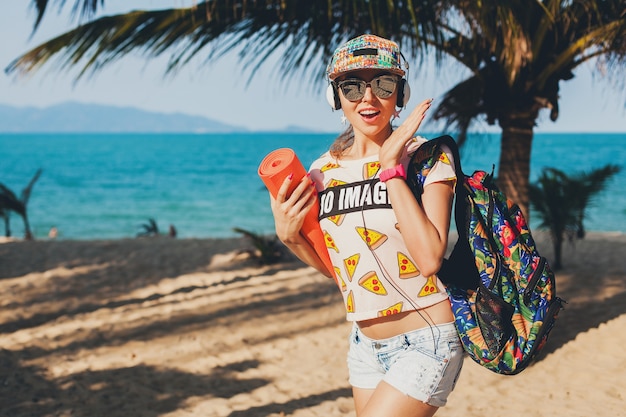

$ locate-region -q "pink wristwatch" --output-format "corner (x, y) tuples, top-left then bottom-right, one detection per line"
(379, 164), (407, 182)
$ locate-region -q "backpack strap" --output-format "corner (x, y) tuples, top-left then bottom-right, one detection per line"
(406, 135), (464, 198)
(407, 135), (478, 288)
(406, 134), (468, 245)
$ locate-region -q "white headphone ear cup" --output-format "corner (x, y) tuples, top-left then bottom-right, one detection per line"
(402, 81), (411, 107)
(326, 84), (340, 110)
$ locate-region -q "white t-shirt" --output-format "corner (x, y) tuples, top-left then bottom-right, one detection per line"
(309, 137), (457, 321)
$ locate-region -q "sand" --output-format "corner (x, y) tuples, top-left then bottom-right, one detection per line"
(1, 231), (625, 417)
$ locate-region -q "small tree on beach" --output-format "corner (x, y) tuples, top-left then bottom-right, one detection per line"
(529, 164), (621, 270)
(137, 218), (160, 237)
(233, 227), (284, 265)
(0, 169), (42, 240)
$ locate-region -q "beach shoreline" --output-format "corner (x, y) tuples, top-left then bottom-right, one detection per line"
(1, 232), (625, 416)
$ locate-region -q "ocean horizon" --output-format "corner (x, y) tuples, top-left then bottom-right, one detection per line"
(1, 132), (625, 240)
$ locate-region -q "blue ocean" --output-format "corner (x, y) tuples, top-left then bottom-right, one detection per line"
(1, 132), (625, 240)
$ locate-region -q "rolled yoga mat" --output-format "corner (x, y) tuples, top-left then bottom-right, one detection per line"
(258, 148), (335, 279)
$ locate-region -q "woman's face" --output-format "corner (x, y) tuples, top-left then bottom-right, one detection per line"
(336, 69), (400, 142)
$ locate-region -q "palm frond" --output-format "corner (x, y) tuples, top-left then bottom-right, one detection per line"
(30, 0), (105, 32)
(137, 218), (160, 237)
(431, 76), (482, 144)
(0, 184), (26, 216)
(529, 167), (573, 235)
(20, 168), (43, 205)
(569, 164), (621, 209)
(0, 182), (32, 239)
(10, 0), (448, 87)
(530, 164), (621, 241)
(233, 227), (283, 264)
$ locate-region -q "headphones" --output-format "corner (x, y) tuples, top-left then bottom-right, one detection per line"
(326, 78), (411, 110)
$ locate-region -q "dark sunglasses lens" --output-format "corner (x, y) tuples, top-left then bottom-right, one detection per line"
(371, 76), (398, 98)
(337, 75), (399, 101)
(339, 80), (366, 101)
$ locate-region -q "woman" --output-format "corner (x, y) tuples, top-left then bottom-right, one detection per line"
(269, 34), (463, 417)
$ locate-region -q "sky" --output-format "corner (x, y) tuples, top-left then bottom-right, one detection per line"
(1, 1), (624, 133)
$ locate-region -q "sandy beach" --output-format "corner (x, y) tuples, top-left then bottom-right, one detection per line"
(1, 231), (625, 417)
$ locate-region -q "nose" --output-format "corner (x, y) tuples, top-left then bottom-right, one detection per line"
(361, 83), (375, 102)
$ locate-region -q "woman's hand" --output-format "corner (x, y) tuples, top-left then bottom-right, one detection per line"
(270, 173), (317, 243)
(379, 98), (433, 170)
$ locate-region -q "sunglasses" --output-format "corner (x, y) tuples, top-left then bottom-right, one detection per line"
(335, 74), (400, 102)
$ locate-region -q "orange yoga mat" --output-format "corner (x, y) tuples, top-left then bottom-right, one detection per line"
(258, 148), (335, 278)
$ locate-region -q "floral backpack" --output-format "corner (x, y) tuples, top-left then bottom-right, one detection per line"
(407, 135), (565, 375)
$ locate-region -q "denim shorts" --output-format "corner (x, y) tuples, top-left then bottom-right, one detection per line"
(347, 322), (464, 407)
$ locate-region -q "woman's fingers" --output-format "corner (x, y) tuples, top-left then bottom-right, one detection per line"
(285, 175), (313, 206)
(275, 173), (313, 202)
(270, 175), (317, 241)
(274, 172), (295, 203)
(291, 186), (317, 220)
(396, 98), (432, 137)
(272, 174), (315, 218)
(381, 98), (433, 166)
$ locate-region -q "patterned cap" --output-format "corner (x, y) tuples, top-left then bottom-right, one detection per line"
(326, 34), (406, 80)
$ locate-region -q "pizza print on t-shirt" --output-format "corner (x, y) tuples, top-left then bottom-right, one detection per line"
(363, 161), (381, 179)
(355, 226), (388, 249)
(343, 253), (360, 282)
(327, 214), (345, 226)
(334, 267), (347, 292)
(320, 161), (340, 172)
(438, 151), (452, 165)
(346, 290), (355, 313)
(418, 275), (440, 297)
(359, 271), (387, 295)
(324, 230), (339, 253)
(378, 301), (403, 317)
(326, 178), (347, 188)
(397, 252), (420, 279)
(324, 178), (347, 225)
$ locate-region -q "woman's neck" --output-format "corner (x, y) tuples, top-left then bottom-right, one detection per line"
(342, 125), (392, 160)
(342, 141), (380, 160)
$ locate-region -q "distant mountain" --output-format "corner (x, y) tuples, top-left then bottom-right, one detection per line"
(0, 102), (247, 133)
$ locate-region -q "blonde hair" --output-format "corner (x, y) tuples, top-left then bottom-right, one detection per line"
(329, 126), (355, 159)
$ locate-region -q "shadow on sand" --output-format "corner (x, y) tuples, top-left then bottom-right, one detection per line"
(0, 233), (624, 416)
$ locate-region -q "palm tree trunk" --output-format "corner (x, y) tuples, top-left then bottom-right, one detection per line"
(497, 115), (536, 220)
(21, 214), (33, 240)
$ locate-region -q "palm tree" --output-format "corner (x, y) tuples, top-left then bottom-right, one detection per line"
(233, 227), (284, 264)
(0, 169), (43, 240)
(137, 218), (160, 237)
(6, 1), (626, 216)
(529, 164), (620, 269)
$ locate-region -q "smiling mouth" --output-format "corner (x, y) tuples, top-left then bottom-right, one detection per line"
(359, 110), (380, 120)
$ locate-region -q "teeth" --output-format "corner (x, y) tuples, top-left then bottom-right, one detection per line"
(360, 110), (378, 116)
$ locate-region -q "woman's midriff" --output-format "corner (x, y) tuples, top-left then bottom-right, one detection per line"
(357, 299), (454, 340)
